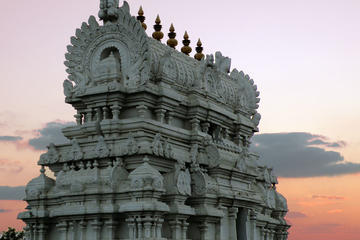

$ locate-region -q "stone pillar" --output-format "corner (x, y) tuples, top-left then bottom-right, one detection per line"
(68, 221), (76, 240)
(105, 219), (118, 240)
(136, 105), (148, 118)
(136, 216), (143, 238)
(74, 112), (83, 125)
(37, 223), (48, 240)
(27, 224), (36, 240)
(91, 219), (102, 240)
(190, 118), (200, 133)
(143, 216), (152, 238)
(24, 225), (31, 240)
(156, 218), (164, 238)
(199, 221), (209, 240)
(249, 210), (257, 240)
(181, 220), (189, 240)
(169, 219), (182, 239)
(95, 107), (103, 122)
(126, 217), (136, 240)
(228, 207), (238, 240)
(166, 111), (175, 125)
(111, 104), (121, 120)
(155, 109), (167, 123)
(102, 106), (110, 120)
(79, 220), (87, 240)
(201, 122), (210, 134)
(85, 109), (93, 123)
(56, 221), (68, 240)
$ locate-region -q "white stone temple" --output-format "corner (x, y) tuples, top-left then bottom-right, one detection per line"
(18, 1), (290, 239)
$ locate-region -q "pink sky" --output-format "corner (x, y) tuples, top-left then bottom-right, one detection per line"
(0, 0), (359, 239)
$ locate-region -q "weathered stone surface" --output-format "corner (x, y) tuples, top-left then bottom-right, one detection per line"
(18, 1), (290, 239)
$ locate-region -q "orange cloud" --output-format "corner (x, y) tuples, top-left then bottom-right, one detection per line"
(312, 195), (345, 200)
(328, 209), (343, 214)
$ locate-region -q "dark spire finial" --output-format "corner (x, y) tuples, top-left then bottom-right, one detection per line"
(194, 38), (204, 61)
(152, 15), (164, 41)
(167, 23), (178, 49)
(137, 6), (147, 30)
(181, 31), (192, 56)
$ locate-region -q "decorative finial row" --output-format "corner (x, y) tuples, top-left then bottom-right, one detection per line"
(136, 7), (205, 60)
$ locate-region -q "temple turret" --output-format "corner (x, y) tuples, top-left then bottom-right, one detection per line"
(18, 1), (290, 240)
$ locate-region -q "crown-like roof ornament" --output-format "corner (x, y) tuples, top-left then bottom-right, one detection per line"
(194, 39), (204, 61)
(137, 6), (147, 30)
(167, 24), (178, 49)
(98, 0), (120, 22)
(152, 15), (164, 41)
(181, 31), (192, 55)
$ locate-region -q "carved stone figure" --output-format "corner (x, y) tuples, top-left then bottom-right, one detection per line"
(67, 138), (83, 161)
(95, 136), (110, 158)
(98, 0), (119, 21)
(125, 132), (140, 155)
(152, 133), (164, 156)
(252, 112), (261, 127)
(39, 143), (60, 165)
(214, 51), (231, 73)
(63, 80), (74, 97)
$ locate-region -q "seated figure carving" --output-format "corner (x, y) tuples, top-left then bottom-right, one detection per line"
(93, 49), (122, 84)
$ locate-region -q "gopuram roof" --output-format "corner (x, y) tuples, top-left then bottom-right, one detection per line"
(18, 1), (290, 240)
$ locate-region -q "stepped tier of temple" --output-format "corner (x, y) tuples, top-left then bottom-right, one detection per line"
(18, 1), (290, 240)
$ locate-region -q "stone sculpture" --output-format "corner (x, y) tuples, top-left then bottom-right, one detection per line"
(19, 2), (290, 239)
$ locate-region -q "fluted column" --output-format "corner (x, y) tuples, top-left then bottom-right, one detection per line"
(105, 219), (118, 239)
(228, 207), (238, 240)
(68, 221), (76, 240)
(169, 219), (182, 239)
(111, 104), (121, 120)
(136, 105), (148, 118)
(126, 217), (136, 240)
(79, 220), (87, 240)
(56, 221), (68, 240)
(37, 223), (48, 240)
(166, 111), (175, 125)
(199, 221), (209, 240)
(155, 109), (167, 123)
(249, 210), (257, 240)
(190, 118), (200, 133)
(91, 219), (102, 240)
(181, 220), (189, 240)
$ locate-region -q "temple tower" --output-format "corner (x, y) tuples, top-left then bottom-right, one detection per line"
(19, 1), (290, 239)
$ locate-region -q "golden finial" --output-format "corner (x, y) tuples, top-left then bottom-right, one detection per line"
(152, 15), (164, 41)
(137, 6), (147, 30)
(167, 23), (178, 49)
(181, 31), (192, 56)
(194, 38), (204, 61)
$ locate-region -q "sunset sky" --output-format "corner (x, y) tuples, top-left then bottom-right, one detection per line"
(1, 0), (360, 239)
